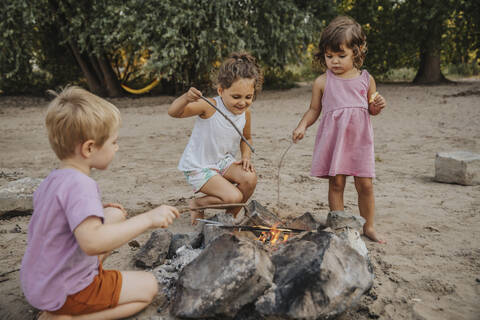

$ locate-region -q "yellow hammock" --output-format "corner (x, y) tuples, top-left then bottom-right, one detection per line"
(121, 78), (160, 94)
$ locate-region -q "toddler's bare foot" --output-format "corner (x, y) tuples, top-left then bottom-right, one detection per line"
(189, 199), (204, 225)
(363, 226), (386, 244)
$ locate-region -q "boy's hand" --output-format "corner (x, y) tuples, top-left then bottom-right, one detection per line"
(292, 126), (306, 143)
(236, 158), (255, 172)
(148, 205), (180, 228)
(103, 202), (127, 216)
(185, 87), (203, 103)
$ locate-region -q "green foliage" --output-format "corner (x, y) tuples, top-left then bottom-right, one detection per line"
(1, 0), (478, 94)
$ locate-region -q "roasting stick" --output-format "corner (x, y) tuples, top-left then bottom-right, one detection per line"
(198, 95), (255, 154)
(178, 203), (248, 214)
(277, 140), (294, 208)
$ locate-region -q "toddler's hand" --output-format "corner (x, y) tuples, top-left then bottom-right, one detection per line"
(185, 87), (203, 103)
(148, 205), (180, 228)
(369, 92), (386, 115)
(236, 158), (255, 172)
(292, 126), (306, 143)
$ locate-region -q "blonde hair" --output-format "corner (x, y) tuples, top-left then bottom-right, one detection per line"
(315, 16), (367, 69)
(45, 86), (121, 160)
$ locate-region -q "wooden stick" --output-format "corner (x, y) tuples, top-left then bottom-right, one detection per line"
(277, 141), (294, 207)
(179, 203), (248, 213)
(199, 96), (255, 153)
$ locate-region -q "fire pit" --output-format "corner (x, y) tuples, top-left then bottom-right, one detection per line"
(137, 201), (374, 319)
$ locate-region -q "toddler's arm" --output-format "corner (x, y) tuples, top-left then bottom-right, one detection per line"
(367, 76), (387, 115)
(168, 87), (213, 118)
(74, 205), (179, 256)
(292, 75), (325, 143)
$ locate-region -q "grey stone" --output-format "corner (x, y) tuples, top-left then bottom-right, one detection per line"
(435, 151), (480, 185)
(255, 231), (373, 319)
(285, 211), (320, 231)
(0, 177), (42, 216)
(172, 234), (274, 319)
(246, 200), (283, 227)
(134, 229), (172, 268)
(326, 210), (365, 231)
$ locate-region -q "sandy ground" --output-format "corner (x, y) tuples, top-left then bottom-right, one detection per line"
(0, 80), (479, 320)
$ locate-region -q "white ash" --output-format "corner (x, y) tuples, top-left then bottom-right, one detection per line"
(153, 245), (202, 299)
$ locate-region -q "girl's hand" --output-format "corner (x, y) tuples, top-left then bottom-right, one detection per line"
(148, 205), (180, 228)
(185, 87), (203, 103)
(292, 126), (306, 143)
(236, 158), (255, 172)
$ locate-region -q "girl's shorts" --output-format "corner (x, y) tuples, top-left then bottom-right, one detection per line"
(51, 263), (122, 315)
(183, 155), (235, 192)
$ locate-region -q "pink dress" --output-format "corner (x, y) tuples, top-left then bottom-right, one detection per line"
(311, 69), (375, 178)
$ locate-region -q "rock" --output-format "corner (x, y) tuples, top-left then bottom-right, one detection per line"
(256, 231), (374, 319)
(336, 228), (369, 258)
(172, 234), (274, 319)
(133, 230), (172, 269)
(326, 210), (365, 231)
(285, 211), (319, 231)
(435, 151), (480, 185)
(0, 177), (42, 216)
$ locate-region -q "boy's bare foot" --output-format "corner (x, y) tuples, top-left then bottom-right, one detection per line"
(189, 199), (204, 225)
(363, 226), (386, 244)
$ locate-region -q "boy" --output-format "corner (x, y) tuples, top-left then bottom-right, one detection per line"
(20, 86), (179, 319)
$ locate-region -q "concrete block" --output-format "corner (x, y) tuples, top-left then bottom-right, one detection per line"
(435, 151), (480, 186)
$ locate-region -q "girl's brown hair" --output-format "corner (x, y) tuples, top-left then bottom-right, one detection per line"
(215, 52), (264, 97)
(314, 16), (367, 69)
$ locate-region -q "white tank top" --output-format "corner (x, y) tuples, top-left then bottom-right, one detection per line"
(178, 96), (246, 171)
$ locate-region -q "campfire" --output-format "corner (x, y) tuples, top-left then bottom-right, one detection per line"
(135, 200), (374, 320)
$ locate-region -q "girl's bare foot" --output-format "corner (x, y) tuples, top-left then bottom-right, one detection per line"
(363, 225), (386, 244)
(189, 199), (204, 225)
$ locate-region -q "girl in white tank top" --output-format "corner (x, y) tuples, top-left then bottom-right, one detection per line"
(168, 52), (263, 224)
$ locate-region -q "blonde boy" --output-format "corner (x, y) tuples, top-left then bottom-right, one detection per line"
(20, 86), (179, 319)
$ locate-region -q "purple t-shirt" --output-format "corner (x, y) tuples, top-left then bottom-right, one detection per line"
(20, 168), (105, 311)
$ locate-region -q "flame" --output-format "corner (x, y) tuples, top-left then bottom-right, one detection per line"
(256, 223), (289, 245)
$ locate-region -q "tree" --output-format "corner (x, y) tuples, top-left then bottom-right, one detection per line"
(342, 0), (479, 83)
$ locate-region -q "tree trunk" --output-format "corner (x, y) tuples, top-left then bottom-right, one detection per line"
(98, 54), (124, 97)
(69, 42), (106, 96)
(413, 51), (447, 84)
(413, 16), (448, 84)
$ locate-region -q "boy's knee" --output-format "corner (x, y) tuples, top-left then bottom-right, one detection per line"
(146, 273), (158, 301)
(104, 207), (127, 224)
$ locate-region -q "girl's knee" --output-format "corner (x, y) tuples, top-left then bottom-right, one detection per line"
(223, 189), (244, 204)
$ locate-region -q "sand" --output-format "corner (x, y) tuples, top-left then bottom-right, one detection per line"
(0, 80), (479, 319)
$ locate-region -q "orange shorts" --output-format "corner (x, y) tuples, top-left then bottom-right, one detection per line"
(52, 263), (122, 315)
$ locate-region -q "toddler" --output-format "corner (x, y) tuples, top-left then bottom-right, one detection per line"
(20, 86), (180, 319)
(168, 52), (263, 224)
(292, 16), (386, 243)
